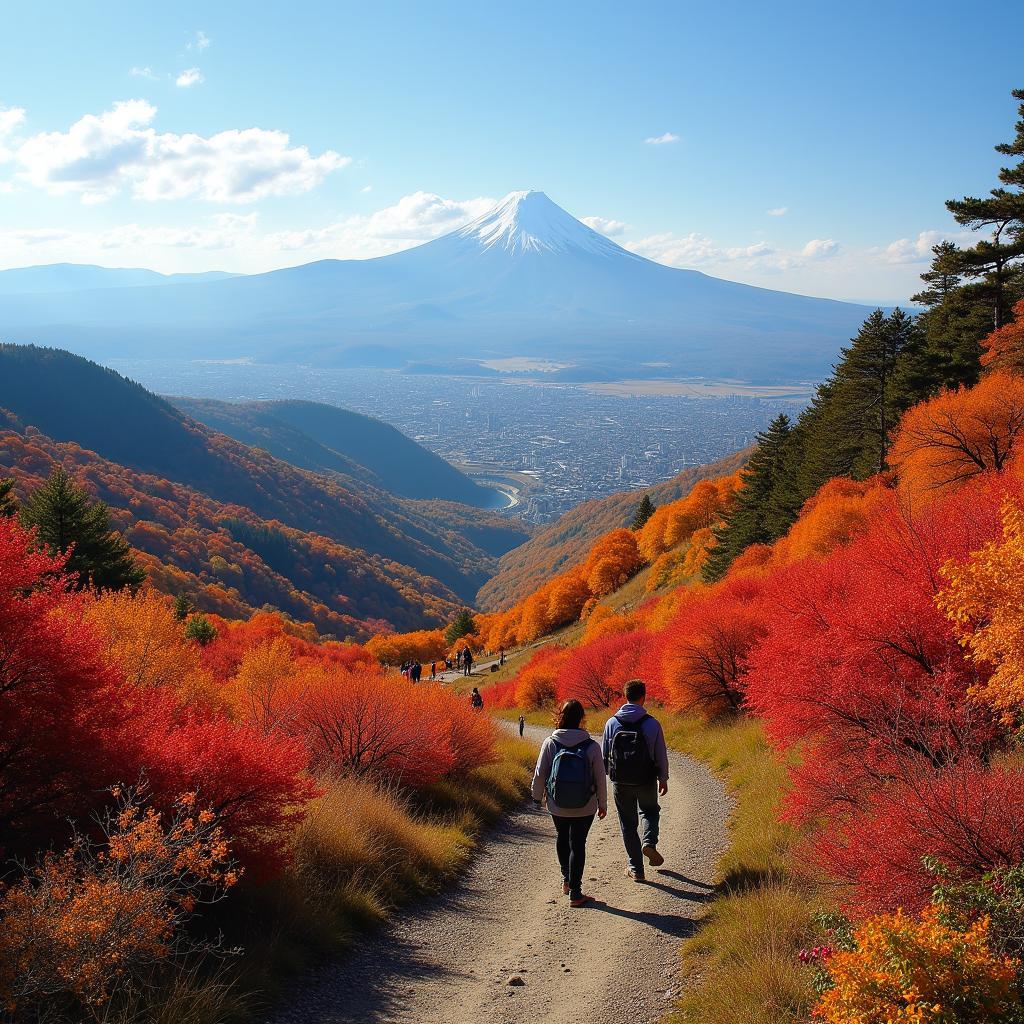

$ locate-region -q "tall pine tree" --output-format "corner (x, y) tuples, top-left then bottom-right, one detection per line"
(704, 414), (792, 581)
(630, 494), (656, 531)
(945, 88), (1024, 331)
(19, 466), (145, 591)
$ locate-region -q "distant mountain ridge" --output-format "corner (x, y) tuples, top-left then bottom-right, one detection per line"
(0, 263), (236, 294)
(0, 192), (873, 380)
(171, 397), (502, 508)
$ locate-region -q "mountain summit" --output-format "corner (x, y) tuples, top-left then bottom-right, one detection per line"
(0, 192), (873, 380)
(455, 190), (635, 259)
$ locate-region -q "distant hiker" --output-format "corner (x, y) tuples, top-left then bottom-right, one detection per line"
(499, 647), (506, 666)
(531, 699), (607, 907)
(470, 687), (484, 711)
(456, 649), (464, 670)
(463, 647), (474, 676)
(603, 679), (669, 882)
(430, 661), (437, 680)
(411, 661), (422, 683)
(445, 657), (453, 672)
(518, 714), (526, 737)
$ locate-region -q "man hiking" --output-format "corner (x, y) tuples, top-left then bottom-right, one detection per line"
(462, 646), (474, 676)
(603, 679), (669, 882)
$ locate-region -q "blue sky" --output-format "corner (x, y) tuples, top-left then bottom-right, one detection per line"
(1, 0), (1021, 301)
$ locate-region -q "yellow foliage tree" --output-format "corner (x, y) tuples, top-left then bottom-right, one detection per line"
(937, 496), (1024, 718)
(815, 906), (1018, 1024)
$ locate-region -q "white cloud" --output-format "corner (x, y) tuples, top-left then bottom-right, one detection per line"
(9, 99), (349, 203)
(130, 66), (158, 79)
(802, 238), (840, 260)
(176, 67), (204, 88)
(766, 206), (788, 216)
(0, 105), (25, 164)
(360, 184), (373, 193)
(188, 31), (211, 51)
(628, 232), (839, 272)
(644, 132), (679, 145)
(581, 215), (628, 237)
(266, 191), (496, 255)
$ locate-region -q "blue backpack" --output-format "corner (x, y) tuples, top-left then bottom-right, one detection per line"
(546, 737), (595, 809)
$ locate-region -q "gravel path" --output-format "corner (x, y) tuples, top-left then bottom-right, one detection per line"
(266, 724), (731, 1024)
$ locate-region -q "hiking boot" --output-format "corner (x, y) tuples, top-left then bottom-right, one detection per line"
(569, 893), (593, 907)
(624, 866), (646, 883)
(642, 844), (665, 867)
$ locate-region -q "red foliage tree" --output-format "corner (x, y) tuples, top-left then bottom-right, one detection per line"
(0, 519), (138, 852)
(556, 630), (650, 708)
(660, 577), (769, 718)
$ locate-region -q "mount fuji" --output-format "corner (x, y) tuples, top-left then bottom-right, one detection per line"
(0, 191), (873, 380)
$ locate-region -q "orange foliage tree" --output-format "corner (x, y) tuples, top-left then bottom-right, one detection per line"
(889, 371), (1024, 492)
(584, 528), (641, 597)
(981, 298), (1024, 372)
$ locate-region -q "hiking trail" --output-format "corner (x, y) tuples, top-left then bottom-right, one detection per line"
(266, 725), (731, 1024)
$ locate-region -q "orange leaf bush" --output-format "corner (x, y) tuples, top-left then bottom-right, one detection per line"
(814, 906), (1019, 1023)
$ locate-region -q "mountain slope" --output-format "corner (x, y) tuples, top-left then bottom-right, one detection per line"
(0, 345), (529, 604)
(0, 416), (459, 635)
(0, 192), (873, 380)
(171, 397), (502, 508)
(476, 448), (750, 610)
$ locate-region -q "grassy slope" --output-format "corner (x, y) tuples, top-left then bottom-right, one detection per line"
(662, 716), (818, 1024)
(221, 734), (537, 1019)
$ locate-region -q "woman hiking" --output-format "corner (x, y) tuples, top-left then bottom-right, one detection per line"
(531, 699), (607, 907)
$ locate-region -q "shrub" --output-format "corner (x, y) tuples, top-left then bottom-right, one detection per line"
(0, 787), (237, 1020)
(814, 905), (1020, 1023)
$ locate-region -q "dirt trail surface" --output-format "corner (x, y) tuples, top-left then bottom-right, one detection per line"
(267, 724), (731, 1024)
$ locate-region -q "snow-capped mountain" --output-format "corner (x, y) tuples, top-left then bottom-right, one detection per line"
(0, 191), (872, 380)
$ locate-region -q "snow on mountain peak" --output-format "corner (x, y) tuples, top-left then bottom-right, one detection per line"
(456, 190), (636, 258)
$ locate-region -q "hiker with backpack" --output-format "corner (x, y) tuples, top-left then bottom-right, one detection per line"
(531, 699), (607, 907)
(603, 679), (669, 883)
(470, 687), (484, 710)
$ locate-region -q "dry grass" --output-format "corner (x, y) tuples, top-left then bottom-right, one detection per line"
(663, 713), (820, 1024)
(219, 734), (535, 1018)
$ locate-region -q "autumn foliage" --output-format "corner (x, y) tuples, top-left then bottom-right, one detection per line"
(814, 905), (1019, 1024)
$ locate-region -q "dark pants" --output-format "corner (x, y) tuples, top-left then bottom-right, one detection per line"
(552, 814), (595, 898)
(612, 781), (661, 872)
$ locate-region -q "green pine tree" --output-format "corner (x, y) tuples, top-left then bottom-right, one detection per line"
(19, 466), (145, 591)
(444, 608), (478, 645)
(0, 477), (16, 519)
(630, 494), (656, 531)
(172, 592), (193, 622)
(704, 414), (792, 581)
(184, 613), (217, 646)
(945, 88), (1024, 331)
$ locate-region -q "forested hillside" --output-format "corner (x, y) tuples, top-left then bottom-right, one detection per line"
(172, 397), (501, 508)
(477, 449), (749, 610)
(0, 347), (529, 609)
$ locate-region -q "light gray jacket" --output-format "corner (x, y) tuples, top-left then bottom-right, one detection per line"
(531, 727), (608, 818)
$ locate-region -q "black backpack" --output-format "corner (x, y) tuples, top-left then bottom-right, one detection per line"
(607, 714), (656, 784)
(547, 737), (596, 809)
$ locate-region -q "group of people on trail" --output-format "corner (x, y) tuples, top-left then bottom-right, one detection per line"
(530, 679), (669, 907)
(400, 660), (423, 682)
